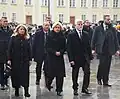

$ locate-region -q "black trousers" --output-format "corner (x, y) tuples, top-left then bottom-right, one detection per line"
(72, 63), (90, 90)
(46, 76), (64, 92)
(36, 54), (47, 81)
(0, 63), (4, 86)
(97, 54), (112, 84)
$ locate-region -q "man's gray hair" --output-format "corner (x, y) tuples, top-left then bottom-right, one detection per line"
(75, 19), (83, 25)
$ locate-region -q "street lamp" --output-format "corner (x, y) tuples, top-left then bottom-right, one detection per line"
(48, 0), (50, 16)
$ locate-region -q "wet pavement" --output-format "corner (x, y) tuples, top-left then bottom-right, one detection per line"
(0, 55), (120, 99)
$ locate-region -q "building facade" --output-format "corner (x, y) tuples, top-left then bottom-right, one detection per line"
(0, 0), (120, 25)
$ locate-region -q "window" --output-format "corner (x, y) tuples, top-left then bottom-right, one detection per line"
(70, 0), (75, 7)
(1, 0), (7, 3)
(12, 13), (16, 22)
(59, 14), (64, 23)
(25, 0), (32, 5)
(92, 0), (97, 7)
(81, 0), (87, 7)
(57, 0), (65, 7)
(12, 0), (16, 4)
(42, 0), (48, 6)
(43, 14), (47, 23)
(113, 0), (118, 7)
(2, 12), (6, 17)
(113, 15), (117, 22)
(103, 0), (108, 7)
(81, 15), (86, 21)
(92, 15), (97, 23)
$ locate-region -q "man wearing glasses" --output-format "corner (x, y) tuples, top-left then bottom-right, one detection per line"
(67, 19), (93, 95)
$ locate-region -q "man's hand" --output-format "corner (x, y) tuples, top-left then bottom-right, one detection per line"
(92, 50), (95, 54)
(115, 51), (120, 56)
(56, 52), (61, 56)
(70, 61), (75, 66)
(7, 60), (11, 66)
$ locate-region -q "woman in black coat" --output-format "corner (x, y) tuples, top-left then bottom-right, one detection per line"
(45, 22), (66, 96)
(7, 24), (32, 97)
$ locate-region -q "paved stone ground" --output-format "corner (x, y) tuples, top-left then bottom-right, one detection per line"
(0, 55), (120, 99)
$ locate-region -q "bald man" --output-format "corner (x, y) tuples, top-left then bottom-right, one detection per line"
(32, 21), (51, 86)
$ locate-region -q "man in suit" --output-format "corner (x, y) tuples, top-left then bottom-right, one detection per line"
(0, 17), (13, 90)
(83, 20), (93, 43)
(32, 21), (50, 86)
(91, 15), (119, 86)
(67, 19), (93, 95)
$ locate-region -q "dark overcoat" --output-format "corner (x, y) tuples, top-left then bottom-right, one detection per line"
(45, 30), (66, 77)
(8, 35), (32, 88)
(91, 24), (119, 55)
(0, 27), (13, 63)
(67, 29), (93, 67)
(83, 25), (93, 43)
(32, 29), (45, 62)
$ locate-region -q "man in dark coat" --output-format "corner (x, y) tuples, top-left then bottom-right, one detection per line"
(32, 21), (50, 85)
(0, 17), (13, 90)
(83, 20), (93, 43)
(91, 15), (119, 86)
(67, 19), (93, 95)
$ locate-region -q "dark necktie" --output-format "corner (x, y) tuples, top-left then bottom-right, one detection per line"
(44, 33), (47, 45)
(79, 31), (82, 39)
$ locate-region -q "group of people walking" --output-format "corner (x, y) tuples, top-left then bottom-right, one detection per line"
(0, 15), (119, 97)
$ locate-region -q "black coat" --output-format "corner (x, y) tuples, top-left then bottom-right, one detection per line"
(32, 29), (46, 62)
(45, 31), (66, 77)
(67, 29), (93, 67)
(91, 24), (119, 55)
(8, 35), (32, 88)
(117, 31), (120, 45)
(0, 27), (13, 63)
(83, 25), (93, 43)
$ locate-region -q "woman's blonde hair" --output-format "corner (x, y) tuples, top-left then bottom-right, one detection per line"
(12, 24), (30, 39)
(52, 22), (63, 30)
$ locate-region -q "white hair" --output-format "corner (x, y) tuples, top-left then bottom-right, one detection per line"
(75, 19), (83, 25)
(12, 24), (30, 39)
(52, 22), (63, 30)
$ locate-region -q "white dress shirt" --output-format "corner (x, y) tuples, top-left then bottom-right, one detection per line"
(76, 29), (82, 39)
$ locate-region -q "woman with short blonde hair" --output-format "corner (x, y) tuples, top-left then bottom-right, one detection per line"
(45, 22), (66, 96)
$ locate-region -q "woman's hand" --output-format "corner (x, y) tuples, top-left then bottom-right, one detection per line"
(55, 52), (61, 56)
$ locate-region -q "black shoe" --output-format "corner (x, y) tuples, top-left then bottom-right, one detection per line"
(24, 93), (31, 97)
(82, 89), (92, 94)
(103, 84), (112, 87)
(46, 85), (53, 91)
(36, 80), (40, 85)
(15, 89), (19, 97)
(1, 86), (5, 90)
(57, 92), (63, 96)
(97, 80), (102, 85)
(73, 90), (78, 96)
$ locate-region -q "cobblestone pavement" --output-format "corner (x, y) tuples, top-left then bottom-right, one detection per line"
(0, 55), (120, 99)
